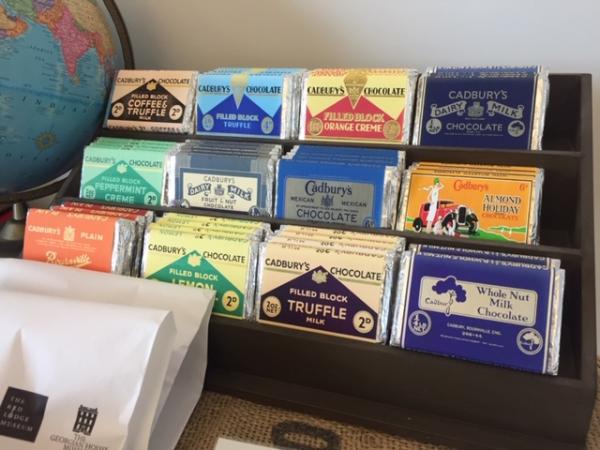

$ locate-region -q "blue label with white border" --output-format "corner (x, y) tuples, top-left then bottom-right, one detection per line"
(398, 252), (555, 374)
(173, 152), (272, 215)
(418, 71), (538, 149)
(276, 160), (388, 228)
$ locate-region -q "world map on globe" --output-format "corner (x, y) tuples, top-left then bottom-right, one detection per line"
(0, 0), (125, 193)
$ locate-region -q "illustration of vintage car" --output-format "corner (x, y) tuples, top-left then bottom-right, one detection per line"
(412, 200), (479, 235)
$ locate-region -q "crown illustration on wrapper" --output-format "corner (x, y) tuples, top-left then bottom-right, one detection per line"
(63, 225), (75, 242)
(321, 194), (334, 208)
(467, 101), (485, 118)
(214, 184), (225, 196)
(344, 70), (368, 109)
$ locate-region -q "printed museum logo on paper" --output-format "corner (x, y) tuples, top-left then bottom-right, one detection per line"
(0, 386), (48, 442)
(49, 404), (106, 450)
(72, 405), (98, 436)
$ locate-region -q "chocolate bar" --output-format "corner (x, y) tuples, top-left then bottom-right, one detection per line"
(105, 70), (197, 133)
(390, 249), (564, 375)
(412, 66), (549, 149)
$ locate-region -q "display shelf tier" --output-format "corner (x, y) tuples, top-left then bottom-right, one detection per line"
(206, 316), (592, 450)
(98, 73), (587, 154)
(100, 127), (581, 164)
(57, 190), (581, 262)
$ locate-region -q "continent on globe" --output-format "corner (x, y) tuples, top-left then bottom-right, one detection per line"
(0, 5), (27, 37)
(0, 0), (125, 193)
(2, 0), (115, 78)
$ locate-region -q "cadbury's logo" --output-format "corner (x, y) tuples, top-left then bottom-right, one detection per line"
(432, 276), (467, 317)
(453, 180), (489, 192)
(305, 181), (352, 198)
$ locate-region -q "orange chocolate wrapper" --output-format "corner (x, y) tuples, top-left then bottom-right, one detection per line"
(23, 209), (134, 274)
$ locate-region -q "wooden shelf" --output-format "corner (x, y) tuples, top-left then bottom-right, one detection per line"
(51, 73), (595, 450)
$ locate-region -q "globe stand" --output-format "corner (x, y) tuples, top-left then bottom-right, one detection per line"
(0, 178), (66, 256)
(0, 203), (26, 242)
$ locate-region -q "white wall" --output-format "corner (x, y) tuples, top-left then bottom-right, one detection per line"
(114, 0), (600, 347)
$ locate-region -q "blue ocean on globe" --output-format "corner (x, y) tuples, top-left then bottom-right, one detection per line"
(0, 0), (124, 193)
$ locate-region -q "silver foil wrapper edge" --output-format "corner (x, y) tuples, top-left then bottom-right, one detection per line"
(378, 250), (399, 344)
(389, 249), (414, 346)
(411, 72), (428, 146)
(530, 68), (550, 151)
(546, 267), (565, 375)
(253, 242), (269, 321)
(298, 72), (310, 140)
(244, 238), (261, 320)
(401, 69), (420, 145)
(395, 168), (413, 230)
(526, 168), (544, 244)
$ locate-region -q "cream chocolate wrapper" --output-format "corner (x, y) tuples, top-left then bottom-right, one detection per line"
(266, 233), (401, 256)
(277, 225), (405, 247)
(0, 259), (215, 450)
(254, 241), (396, 343)
(105, 70), (197, 134)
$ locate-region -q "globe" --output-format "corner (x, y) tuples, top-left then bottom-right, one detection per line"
(0, 0), (127, 194)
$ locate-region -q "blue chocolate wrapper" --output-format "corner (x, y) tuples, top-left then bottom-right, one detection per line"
(196, 68), (304, 139)
(391, 250), (564, 375)
(413, 66), (549, 150)
(410, 244), (557, 269)
(164, 148), (278, 216)
(275, 159), (400, 228)
(288, 145), (405, 167)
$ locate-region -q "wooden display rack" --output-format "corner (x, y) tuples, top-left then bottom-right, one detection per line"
(53, 74), (595, 450)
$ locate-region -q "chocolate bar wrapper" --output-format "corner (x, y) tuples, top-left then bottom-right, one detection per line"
(164, 148), (276, 216)
(23, 209), (135, 275)
(148, 221), (264, 242)
(299, 68), (419, 144)
(278, 225), (404, 247)
(412, 66), (549, 150)
(267, 234), (391, 257)
(196, 68), (305, 139)
(105, 70), (197, 134)
(61, 200), (155, 226)
(384, 166), (401, 228)
(410, 244), (559, 269)
(275, 159), (399, 228)
(287, 145), (405, 169)
(158, 213), (271, 235)
(80, 145), (170, 207)
(52, 205), (146, 276)
(390, 249), (565, 375)
(141, 227), (259, 319)
(180, 140), (282, 157)
(112, 218), (136, 276)
(255, 241), (396, 343)
(395, 165), (543, 244)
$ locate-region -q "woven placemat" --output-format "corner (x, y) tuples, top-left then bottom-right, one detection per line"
(177, 364), (600, 450)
